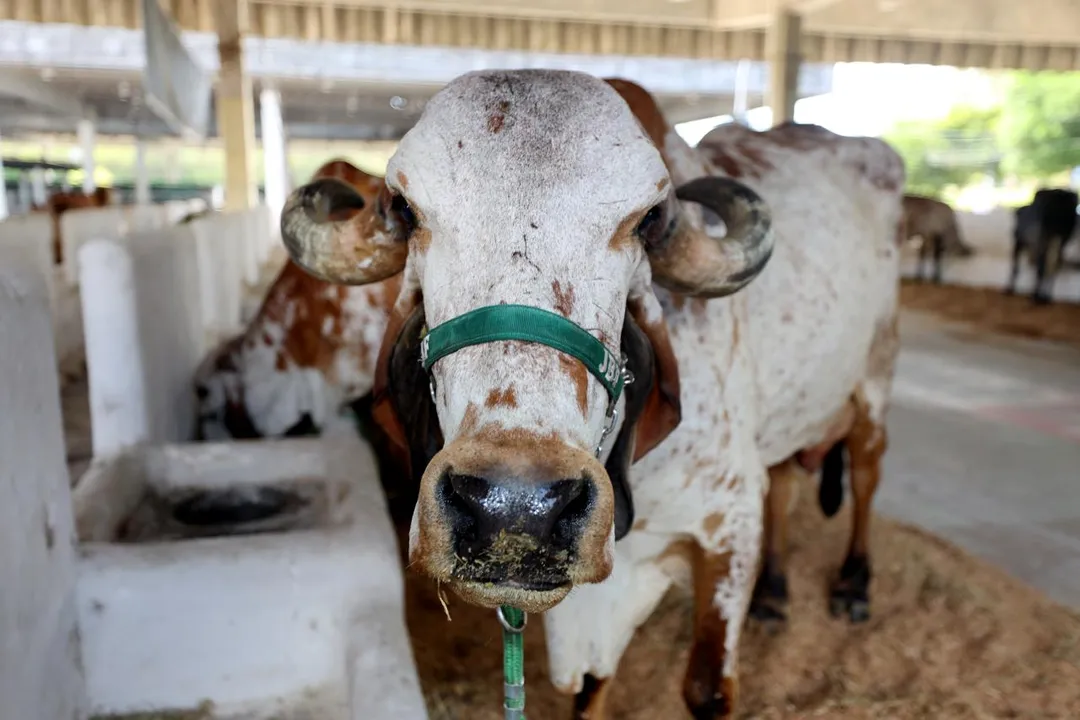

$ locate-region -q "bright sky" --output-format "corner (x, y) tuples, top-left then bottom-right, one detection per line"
(675, 61), (1002, 144)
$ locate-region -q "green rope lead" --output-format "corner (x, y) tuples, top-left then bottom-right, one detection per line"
(498, 605), (527, 720)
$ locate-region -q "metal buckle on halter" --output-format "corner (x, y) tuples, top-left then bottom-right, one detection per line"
(595, 355), (634, 457)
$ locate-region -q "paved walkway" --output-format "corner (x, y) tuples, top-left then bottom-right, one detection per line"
(880, 312), (1080, 608)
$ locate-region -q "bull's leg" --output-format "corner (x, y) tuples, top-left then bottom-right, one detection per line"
(572, 674), (613, 719)
(683, 544), (737, 719)
(915, 237), (929, 282)
(1006, 230), (1024, 295)
(931, 232), (945, 284)
(1033, 235), (1061, 305)
(749, 460), (799, 624)
(683, 507), (761, 720)
(829, 405), (887, 624)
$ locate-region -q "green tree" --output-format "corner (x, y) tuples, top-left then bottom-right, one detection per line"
(884, 105), (1001, 198)
(997, 71), (1080, 179)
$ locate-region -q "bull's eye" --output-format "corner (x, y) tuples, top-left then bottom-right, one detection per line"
(635, 204), (666, 247)
(388, 193), (418, 236)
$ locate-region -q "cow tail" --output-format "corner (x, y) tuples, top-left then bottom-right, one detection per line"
(818, 440), (847, 518)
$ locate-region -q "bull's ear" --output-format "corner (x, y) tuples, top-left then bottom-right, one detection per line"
(605, 314), (656, 540)
(371, 296), (444, 487)
(627, 299), (682, 463)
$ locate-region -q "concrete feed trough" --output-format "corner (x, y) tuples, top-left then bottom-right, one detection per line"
(72, 432), (427, 719)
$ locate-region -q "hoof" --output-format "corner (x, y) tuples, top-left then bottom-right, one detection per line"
(748, 599), (787, 626)
(749, 565), (788, 626)
(830, 554), (871, 624)
(684, 674), (737, 720)
(828, 587), (871, 623)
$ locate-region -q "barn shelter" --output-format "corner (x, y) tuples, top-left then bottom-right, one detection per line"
(4, 0), (1079, 217)
(2, 1), (1080, 719)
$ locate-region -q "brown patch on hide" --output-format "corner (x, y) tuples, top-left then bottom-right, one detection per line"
(411, 227), (432, 253)
(558, 353), (590, 417)
(459, 402), (481, 436)
(604, 78), (671, 160)
(396, 170), (409, 190)
(609, 209), (645, 252)
(702, 512), (724, 539)
(656, 178), (670, 191)
(552, 280), (576, 318)
(485, 385), (519, 409)
(371, 290), (423, 456)
(488, 100), (510, 134)
(627, 299), (682, 462)
(259, 262), (348, 374)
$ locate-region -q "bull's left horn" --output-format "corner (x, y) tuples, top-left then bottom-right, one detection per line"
(648, 176), (774, 298)
(280, 177), (408, 286)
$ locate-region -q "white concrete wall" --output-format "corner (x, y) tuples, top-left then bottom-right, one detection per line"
(129, 226), (207, 445)
(79, 240), (152, 456)
(189, 209), (268, 343)
(0, 250), (87, 720)
(73, 433), (427, 719)
(79, 225), (209, 449)
(0, 213), (86, 379)
(955, 208), (1014, 257)
(0, 212), (54, 302)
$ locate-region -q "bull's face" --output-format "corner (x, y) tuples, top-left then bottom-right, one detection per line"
(280, 70), (772, 612)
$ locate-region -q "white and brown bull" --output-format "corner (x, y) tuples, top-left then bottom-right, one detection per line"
(192, 159), (400, 442)
(277, 71), (904, 719)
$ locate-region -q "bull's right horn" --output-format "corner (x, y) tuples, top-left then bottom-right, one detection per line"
(280, 177), (409, 285)
(647, 176), (774, 298)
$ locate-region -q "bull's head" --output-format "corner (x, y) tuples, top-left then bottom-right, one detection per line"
(280, 71), (772, 612)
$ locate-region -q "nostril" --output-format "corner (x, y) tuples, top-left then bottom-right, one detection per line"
(546, 478), (587, 519)
(441, 472), (481, 542)
(551, 477), (593, 550)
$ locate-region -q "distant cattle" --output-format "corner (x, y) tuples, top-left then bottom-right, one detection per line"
(1007, 188), (1078, 305)
(901, 194), (973, 283)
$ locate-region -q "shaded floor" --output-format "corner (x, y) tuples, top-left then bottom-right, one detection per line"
(881, 312), (1080, 608)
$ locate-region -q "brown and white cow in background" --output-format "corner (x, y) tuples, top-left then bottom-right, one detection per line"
(278, 71), (904, 719)
(193, 159), (400, 442)
(901, 193), (973, 284)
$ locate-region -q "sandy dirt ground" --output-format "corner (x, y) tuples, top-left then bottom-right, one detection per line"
(405, 489), (1080, 720)
(899, 280), (1080, 349)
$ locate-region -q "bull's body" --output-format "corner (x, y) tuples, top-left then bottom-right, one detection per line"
(1008, 188), (1078, 304)
(902, 194), (972, 284)
(544, 120), (904, 695)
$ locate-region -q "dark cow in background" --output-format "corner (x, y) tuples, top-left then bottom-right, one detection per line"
(901, 194), (973, 284)
(1007, 187), (1078, 305)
